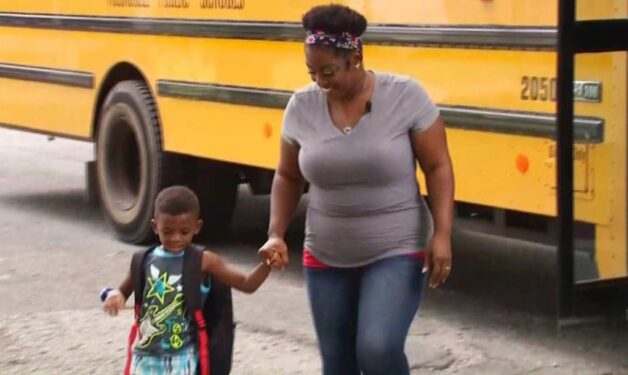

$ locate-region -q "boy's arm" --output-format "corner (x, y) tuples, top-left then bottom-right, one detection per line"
(118, 271), (133, 299)
(202, 251), (271, 294)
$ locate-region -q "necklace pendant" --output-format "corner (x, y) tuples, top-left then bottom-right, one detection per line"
(342, 126), (352, 135)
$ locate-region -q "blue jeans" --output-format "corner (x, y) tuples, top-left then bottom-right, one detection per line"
(304, 255), (426, 375)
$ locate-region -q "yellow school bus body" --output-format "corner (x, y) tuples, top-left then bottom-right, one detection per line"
(0, 1), (626, 284)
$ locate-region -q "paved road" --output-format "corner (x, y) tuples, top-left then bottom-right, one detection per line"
(0, 128), (627, 374)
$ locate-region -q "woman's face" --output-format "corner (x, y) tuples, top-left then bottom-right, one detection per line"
(305, 46), (359, 100)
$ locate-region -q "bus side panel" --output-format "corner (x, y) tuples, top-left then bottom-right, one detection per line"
(0, 77), (94, 139)
(0, 0), (613, 26)
(0, 27), (97, 138)
(0, 0), (559, 26)
(159, 98), (283, 169)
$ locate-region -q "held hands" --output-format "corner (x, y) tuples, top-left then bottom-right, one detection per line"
(258, 236), (289, 269)
(422, 233), (452, 288)
(103, 289), (126, 316)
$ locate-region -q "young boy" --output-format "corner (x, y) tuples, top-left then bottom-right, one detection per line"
(103, 185), (273, 375)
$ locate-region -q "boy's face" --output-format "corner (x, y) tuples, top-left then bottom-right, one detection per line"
(151, 213), (203, 253)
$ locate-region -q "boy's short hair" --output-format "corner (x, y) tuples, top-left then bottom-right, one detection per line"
(154, 185), (200, 218)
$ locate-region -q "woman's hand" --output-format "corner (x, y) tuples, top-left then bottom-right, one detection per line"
(422, 233), (452, 288)
(258, 236), (289, 269)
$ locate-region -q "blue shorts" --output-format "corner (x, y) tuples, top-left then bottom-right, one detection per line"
(131, 346), (198, 375)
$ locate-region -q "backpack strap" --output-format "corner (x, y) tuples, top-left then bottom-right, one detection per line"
(123, 307), (140, 375)
(131, 249), (151, 309)
(124, 247), (155, 375)
(183, 244), (210, 375)
(182, 244), (204, 312)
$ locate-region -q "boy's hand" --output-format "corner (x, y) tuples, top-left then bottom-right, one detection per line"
(258, 247), (274, 266)
(258, 237), (289, 269)
(258, 248), (282, 269)
(268, 251), (282, 268)
(103, 289), (126, 316)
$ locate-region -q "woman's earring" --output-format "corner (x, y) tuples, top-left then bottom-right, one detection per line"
(355, 62), (361, 69)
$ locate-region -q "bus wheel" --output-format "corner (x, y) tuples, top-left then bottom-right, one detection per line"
(96, 80), (184, 244)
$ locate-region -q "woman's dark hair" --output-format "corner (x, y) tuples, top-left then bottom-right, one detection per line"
(302, 4), (367, 37)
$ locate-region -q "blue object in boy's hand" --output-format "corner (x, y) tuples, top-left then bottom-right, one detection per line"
(100, 287), (113, 302)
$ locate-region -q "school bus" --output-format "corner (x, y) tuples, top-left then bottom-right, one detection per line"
(0, 1), (625, 314)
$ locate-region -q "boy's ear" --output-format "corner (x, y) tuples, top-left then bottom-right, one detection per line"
(151, 219), (158, 234)
(194, 219), (203, 235)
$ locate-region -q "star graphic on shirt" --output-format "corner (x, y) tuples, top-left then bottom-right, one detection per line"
(146, 272), (175, 305)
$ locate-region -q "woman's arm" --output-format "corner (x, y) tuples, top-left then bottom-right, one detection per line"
(259, 138), (305, 267)
(412, 117), (455, 287)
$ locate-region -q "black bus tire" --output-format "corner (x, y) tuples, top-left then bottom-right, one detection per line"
(96, 80), (185, 244)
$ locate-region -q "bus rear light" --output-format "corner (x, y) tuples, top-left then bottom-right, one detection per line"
(516, 154), (530, 173)
(263, 123), (273, 139)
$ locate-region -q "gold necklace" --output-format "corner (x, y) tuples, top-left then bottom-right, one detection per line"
(337, 71), (370, 135)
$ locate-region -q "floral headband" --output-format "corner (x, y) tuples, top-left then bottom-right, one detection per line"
(305, 30), (363, 52)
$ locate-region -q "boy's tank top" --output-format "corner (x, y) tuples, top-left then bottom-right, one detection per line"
(134, 247), (209, 356)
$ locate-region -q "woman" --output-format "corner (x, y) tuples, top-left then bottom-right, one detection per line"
(259, 4), (455, 375)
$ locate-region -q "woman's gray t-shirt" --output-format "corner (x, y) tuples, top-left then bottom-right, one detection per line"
(282, 72), (439, 267)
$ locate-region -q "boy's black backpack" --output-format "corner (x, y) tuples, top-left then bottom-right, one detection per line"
(126, 244), (234, 375)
